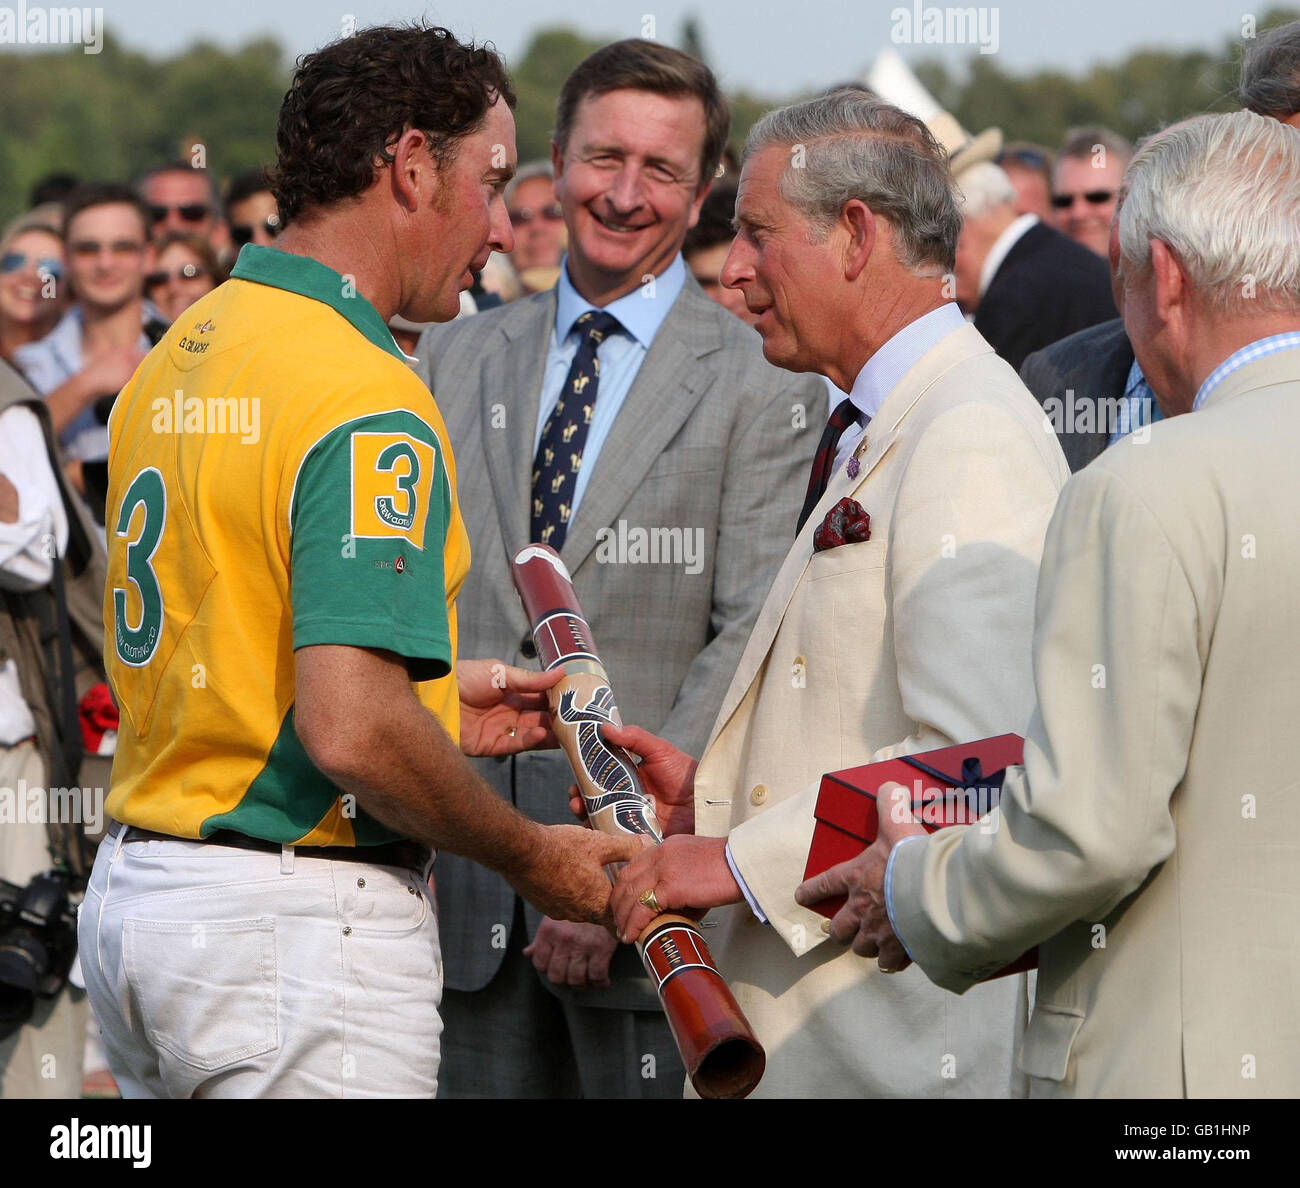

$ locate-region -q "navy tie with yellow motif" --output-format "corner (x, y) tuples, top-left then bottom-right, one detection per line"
(531, 310), (623, 551)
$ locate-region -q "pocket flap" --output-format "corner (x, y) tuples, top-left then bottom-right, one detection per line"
(1018, 1004), (1084, 1083)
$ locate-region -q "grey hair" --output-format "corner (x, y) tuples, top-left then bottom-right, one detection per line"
(1056, 126), (1133, 173)
(955, 162), (1017, 219)
(1240, 19), (1300, 120)
(504, 159), (554, 206)
(744, 91), (962, 275)
(1117, 110), (1300, 314)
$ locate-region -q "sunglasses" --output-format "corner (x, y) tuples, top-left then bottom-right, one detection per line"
(1, 251), (64, 280)
(509, 203), (563, 224)
(998, 148), (1048, 169)
(1050, 190), (1116, 209)
(230, 215), (282, 247)
(145, 262), (209, 287)
(148, 203), (210, 224)
(69, 239), (145, 258)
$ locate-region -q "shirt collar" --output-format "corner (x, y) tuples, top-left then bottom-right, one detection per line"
(1193, 331), (1300, 411)
(846, 302), (968, 424)
(979, 213), (1038, 299)
(230, 244), (407, 362)
(553, 253), (686, 349)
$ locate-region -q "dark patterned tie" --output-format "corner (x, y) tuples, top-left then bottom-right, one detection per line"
(531, 310), (623, 551)
(796, 397), (862, 535)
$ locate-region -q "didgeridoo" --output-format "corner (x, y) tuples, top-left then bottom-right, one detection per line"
(511, 543), (766, 1099)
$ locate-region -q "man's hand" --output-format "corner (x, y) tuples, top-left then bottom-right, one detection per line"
(81, 344), (146, 402)
(523, 917), (618, 989)
(568, 723), (698, 836)
(511, 824), (645, 928)
(610, 835), (740, 943)
(795, 780), (926, 972)
(0, 473), (18, 524)
(457, 658), (562, 757)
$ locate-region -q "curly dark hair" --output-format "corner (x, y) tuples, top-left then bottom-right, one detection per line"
(270, 24), (517, 223)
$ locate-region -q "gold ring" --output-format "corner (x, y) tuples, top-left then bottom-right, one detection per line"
(638, 888), (662, 914)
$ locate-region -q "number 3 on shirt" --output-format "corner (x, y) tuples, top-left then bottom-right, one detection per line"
(112, 466), (167, 667)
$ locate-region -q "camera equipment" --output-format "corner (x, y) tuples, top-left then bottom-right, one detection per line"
(0, 871), (80, 1041)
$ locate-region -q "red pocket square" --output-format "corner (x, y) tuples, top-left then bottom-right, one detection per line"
(813, 497), (871, 552)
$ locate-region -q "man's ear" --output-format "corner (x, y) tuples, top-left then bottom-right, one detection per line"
(842, 199), (876, 282)
(1150, 238), (1187, 328)
(390, 127), (431, 213)
(685, 179), (713, 232)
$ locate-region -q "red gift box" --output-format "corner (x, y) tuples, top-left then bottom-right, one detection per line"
(802, 733), (1037, 978)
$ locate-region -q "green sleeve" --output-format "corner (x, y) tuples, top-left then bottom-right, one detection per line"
(290, 408), (452, 681)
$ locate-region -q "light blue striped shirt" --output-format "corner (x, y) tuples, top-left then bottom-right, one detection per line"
(1109, 357), (1162, 445)
(534, 254), (686, 516)
(1193, 332), (1300, 411)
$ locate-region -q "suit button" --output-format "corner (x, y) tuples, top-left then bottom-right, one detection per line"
(750, 784), (767, 806)
(520, 635), (537, 659)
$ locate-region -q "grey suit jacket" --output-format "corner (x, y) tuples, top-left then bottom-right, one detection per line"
(1019, 318), (1134, 473)
(416, 275), (823, 1010)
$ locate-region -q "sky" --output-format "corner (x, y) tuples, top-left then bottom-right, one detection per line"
(70, 0), (1266, 96)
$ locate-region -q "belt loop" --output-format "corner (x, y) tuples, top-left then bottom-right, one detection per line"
(281, 844), (295, 875)
(110, 822), (126, 862)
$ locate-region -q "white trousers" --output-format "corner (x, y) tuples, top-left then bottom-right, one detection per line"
(78, 829), (442, 1098)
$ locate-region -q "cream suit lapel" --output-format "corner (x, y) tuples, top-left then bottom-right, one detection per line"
(478, 293), (554, 560)
(704, 323), (991, 750)
(705, 410), (900, 750)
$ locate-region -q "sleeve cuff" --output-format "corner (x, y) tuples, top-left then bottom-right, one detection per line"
(884, 833), (929, 963)
(725, 841), (768, 924)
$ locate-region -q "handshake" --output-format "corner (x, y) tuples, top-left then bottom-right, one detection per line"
(573, 725), (925, 974)
(459, 657), (923, 985)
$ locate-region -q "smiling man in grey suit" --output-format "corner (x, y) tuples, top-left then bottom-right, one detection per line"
(415, 39), (821, 1098)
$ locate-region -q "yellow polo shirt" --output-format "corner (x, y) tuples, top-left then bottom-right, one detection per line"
(103, 244), (469, 845)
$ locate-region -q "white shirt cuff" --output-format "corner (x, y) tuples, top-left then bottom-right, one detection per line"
(884, 833), (928, 962)
(725, 841), (768, 925)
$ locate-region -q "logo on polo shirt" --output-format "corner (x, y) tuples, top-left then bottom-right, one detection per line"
(350, 432), (434, 549)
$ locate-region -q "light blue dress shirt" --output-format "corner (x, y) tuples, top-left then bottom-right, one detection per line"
(1192, 331), (1300, 410)
(1108, 357), (1162, 445)
(533, 254), (686, 518)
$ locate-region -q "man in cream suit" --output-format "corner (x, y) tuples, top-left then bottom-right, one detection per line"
(607, 92), (1069, 1097)
(816, 110), (1300, 1097)
(416, 40), (822, 1097)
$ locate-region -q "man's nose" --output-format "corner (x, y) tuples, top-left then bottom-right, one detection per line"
(720, 237), (750, 289)
(605, 164), (647, 212)
(491, 196), (516, 255)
